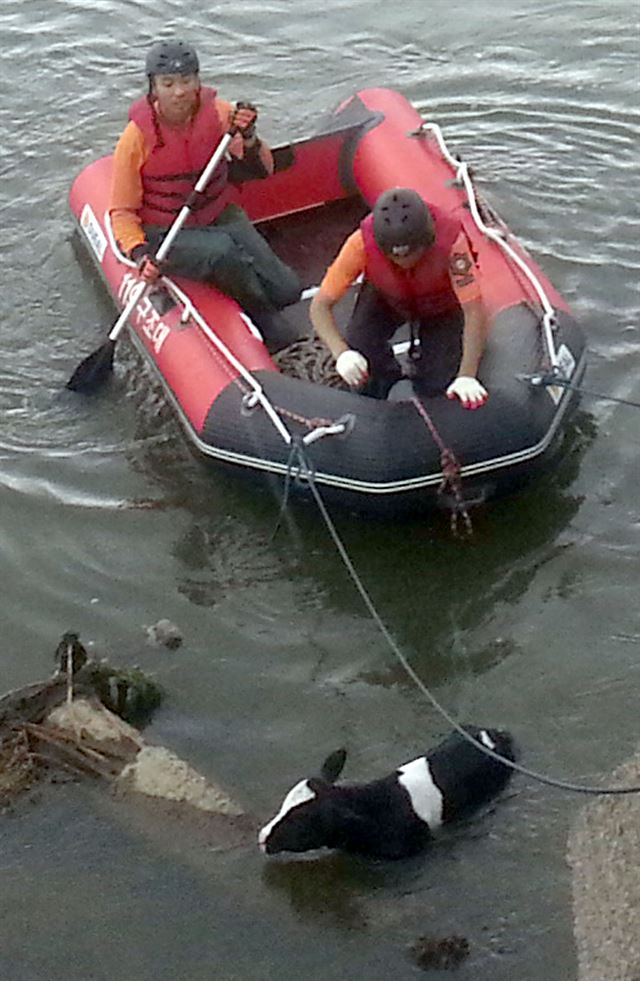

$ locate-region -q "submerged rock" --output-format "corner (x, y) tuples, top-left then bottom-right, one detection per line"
(145, 619), (183, 650)
(47, 698), (143, 754)
(44, 700), (245, 821)
(116, 746), (244, 816)
(46, 700), (244, 817)
(1, 668), (243, 828)
(409, 934), (470, 971)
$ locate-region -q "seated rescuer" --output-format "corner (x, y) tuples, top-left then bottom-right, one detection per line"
(310, 187), (488, 408)
(109, 40), (301, 334)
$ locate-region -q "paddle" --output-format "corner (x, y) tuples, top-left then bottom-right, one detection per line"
(66, 129), (235, 393)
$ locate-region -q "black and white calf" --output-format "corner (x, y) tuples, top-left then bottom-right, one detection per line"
(258, 726), (516, 860)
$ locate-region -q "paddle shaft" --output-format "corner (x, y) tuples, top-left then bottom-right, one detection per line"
(107, 130), (234, 343)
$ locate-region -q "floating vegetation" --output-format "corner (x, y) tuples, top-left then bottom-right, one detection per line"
(85, 661), (165, 725)
(0, 636), (164, 808)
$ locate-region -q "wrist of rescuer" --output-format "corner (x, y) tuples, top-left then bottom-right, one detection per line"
(232, 101), (258, 139)
(130, 243), (151, 264)
(129, 243), (161, 282)
(446, 375), (488, 409)
(336, 349), (369, 387)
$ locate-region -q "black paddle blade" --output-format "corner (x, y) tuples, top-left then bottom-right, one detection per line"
(66, 339), (116, 393)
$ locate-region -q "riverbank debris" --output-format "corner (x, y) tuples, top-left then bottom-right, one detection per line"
(0, 652), (162, 810)
(1, 633), (243, 824)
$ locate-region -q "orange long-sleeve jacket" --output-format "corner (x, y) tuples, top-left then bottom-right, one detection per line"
(109, 95), (272, 255)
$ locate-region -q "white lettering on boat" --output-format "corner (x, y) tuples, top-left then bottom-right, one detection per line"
(80, 204), (107, 262)
(117, 273), (171, 355)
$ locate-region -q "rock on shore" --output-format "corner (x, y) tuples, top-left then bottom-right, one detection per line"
(568, 752), (640, 981)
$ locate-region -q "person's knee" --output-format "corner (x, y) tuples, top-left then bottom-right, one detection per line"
(206, 234), (258, 292)
(204, 231), (238, 269)
(271, 268), (302, 308)
(251, 261), (301, 310)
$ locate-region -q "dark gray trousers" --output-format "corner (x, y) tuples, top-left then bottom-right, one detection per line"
(346, 282), (463, 398)
(145, 204), (302, 318)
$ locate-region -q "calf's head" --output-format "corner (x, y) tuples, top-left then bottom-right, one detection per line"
(258, 748), (346, 855)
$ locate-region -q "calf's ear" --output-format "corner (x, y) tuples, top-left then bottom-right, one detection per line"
(320, 748), (347, 783)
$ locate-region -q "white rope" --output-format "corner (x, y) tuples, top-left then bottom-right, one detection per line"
(302, 420), (349, 446)
(161, 279), (294, 445)
(298, 452), (640, 796)
(103, 212), (294, 446)
(418, 124), (561, 370)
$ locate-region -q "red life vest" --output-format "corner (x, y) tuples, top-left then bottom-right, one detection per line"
(361, 207), (461, 319)
(129, 86), (231, 227)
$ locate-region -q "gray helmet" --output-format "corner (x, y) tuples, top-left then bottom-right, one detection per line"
(146, 40), (199, 78)
(373, 188), (435, 255)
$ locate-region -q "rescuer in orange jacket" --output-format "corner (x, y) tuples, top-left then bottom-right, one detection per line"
(310, 188), (488, 407)
(109, 40), (301, 342)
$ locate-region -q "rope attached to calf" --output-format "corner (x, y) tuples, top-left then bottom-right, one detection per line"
(283, 440), (640, 797)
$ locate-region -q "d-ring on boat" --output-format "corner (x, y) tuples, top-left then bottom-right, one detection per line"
(69, 87), (586, 516)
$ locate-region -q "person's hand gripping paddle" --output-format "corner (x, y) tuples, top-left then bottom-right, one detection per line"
(66, 130), (234, 393)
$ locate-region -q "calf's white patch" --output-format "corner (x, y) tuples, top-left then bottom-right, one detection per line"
(258, 779), (316, 850)
(397, 757), (444, 829)
(479, 730), (496, 750)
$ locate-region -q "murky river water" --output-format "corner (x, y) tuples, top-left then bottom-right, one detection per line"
(1, 1), (638, 979)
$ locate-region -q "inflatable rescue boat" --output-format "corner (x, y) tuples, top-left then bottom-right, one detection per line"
(69, 87), (586, 516)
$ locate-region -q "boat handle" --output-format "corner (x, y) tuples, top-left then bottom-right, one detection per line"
(302, 413), (356, 445)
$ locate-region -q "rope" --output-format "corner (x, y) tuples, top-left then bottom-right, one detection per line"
(273, 335), (345, 389)
(411, 397), (472, 537)
(415, 124), (561, 371)
(270, 437), (312, 543)
(103, 211), (297, 448)
(282, 443), (640, 796)
(523, 373), (640, 410)
(271, 405), (335, 430)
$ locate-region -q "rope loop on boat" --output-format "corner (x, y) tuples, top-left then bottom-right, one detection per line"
(411, 397), (472, 536)
(302, 413), (356, 446)
(409, 124), (562, 372)
(285, 435), (316, 485)
(270, 403), (356, 443)
(240, 390), (261, 415)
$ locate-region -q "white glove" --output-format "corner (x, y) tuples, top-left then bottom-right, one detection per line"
(446, 376), (488, 409)
(336, 349), (369, 387)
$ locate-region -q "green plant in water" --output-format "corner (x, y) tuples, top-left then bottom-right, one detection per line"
(87, 663), (164, 726)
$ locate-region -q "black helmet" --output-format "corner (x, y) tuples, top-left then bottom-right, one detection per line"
(146, 40), (199, 78)
(373, 188), (435, 255)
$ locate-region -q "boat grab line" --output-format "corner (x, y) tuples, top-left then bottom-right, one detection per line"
(414, 122), (561, 371)
(103, 211), (294, 447)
